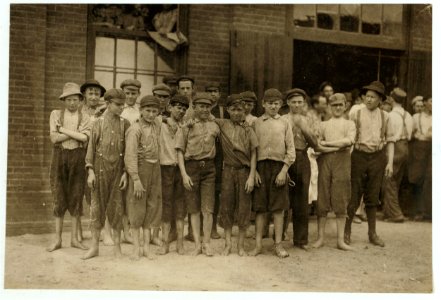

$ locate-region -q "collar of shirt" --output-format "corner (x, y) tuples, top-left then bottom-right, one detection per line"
(262, 113), (281, 121)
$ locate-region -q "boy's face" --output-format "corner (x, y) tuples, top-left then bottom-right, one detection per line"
(64, 95), (82, 113)
(227, 104), (245, 122)
(85, 87), (101, 108)
(178, 80), (193, 98)
(209, 89), (220, 107)
(243, 101), (255, 115)
(107, 100), (125, 116)
(322, 86), (334, 99)
(262, 99), (282, 117)
(123, 87), (140, 106)
(414, 100), (424, 113)
(381, 102), (392, 113)
(169, 103), (187, 121)
(193, 103), (211, 120)
(365, 90), (381, 111)
(140, 106), (159, 123)
(287, 95), (305, 114)
(329, 101), (346, 118)
(154, 92), (171, 112)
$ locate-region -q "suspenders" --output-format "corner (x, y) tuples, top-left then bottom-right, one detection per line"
(98, 116), (126, 158)
(56, 109), (84, 148)
(391, 109), (409, 140)
(355, 108), (385, 151)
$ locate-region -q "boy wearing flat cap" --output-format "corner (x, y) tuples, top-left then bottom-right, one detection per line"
(281, 88), (319, 250)
(240, 91), (258, 126)
(345, 81), (395, 248)
(158, 95), (189, 255)
(251, 88), (296, 258)
(212, 94), (258, 256)
(153, 83), (172, 116)
(47, 82), (91, 252)
(175, 92), (220, 256)
(121, 79), (142, 124)
(83, 88), (131, 260)
(125, 95), (163, 260)
(382, 88), (412, 223)
(311, 93), (356, 251)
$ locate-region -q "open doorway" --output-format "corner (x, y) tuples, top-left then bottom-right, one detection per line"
(293, 40), (404, 97)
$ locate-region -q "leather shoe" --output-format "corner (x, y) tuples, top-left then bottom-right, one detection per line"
(369, 233), (385, 247)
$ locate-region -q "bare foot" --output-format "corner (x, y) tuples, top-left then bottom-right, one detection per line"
(222, 245), (231, 256)
(143, 247), (156, 260)
(114, 244), (123, 258)
(122, 232), (133, 244)
(78, 234), (83, 243)
(158, 243), (169, 255)
(103, 235), (114, 246)
(337, 241), (354, 251)
(71, 240), (89, 250)
(46, 240), (62, 252)
(238, 248), (247, 257)
(311, 238), (324, 249)
(130, 248), (141, 261)
(176, 242), (185, 255)
(203, 244), (214, 257)
(248, 246), (262, 256)
(274, 244), (289, 258)
(190, 245), (202, 256)
(151, 237), (163, 247)
(82, 247), (99, 260)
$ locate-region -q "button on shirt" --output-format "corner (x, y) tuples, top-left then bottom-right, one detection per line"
(175, 119), (220, 160)
(320, 117), (356, 146)
(389, 106), (413, 141)
(121, 104), (140, 125)
(49, 109), (91, 149)
(253, 114), (296, 166)
(351, 107), (395, 153)
(215, 119), (259, 167)
(413, 112), (432, 141)
(125, 118), (161, 181)
(160, 118), (183, 166)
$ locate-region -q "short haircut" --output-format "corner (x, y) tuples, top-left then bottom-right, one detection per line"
(319, 81), (333, 92)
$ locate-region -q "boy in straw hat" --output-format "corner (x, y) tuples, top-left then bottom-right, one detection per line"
(311, 93), (356, 251)
(47, 82), (91, 252)
(83, 89), (131, 260)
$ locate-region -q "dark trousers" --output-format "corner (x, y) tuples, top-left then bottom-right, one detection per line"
(382, 140), (408, 219)
(289, 150), (311, 246)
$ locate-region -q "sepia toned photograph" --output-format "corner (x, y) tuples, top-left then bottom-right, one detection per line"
(2, 1), (435, 296)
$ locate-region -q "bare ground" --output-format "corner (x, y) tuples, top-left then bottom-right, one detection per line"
(4, 217), (432, 292)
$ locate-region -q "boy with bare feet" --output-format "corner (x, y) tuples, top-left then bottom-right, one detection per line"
(47, 82), (91, 252)
(212, 94), (258, 256)
(250, 89), (295, 258)
(124, 96), (163, 260)
(82, 89), (130, 260)
(158, 95), (189, 255)
(311, 93), (356, 251)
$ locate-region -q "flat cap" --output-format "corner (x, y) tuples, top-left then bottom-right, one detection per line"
(285, 88), (307, 100)
(120, 79), (141, 90)
(411, 95), (423, 106)
(240, 91), (257, 102)
(152, 83), (172, 95)
(104, 88), (126, 104)
(140, 95), (160, 108)
(193, 92), (213, 105)
(170, 95), (189, 108)
(177, 75), (195, 85)
(205, 84), (220, 92)
(263, 88), (283, 102)
(329, 93), (346, 105)
(226, 94), (243, 107)
(162, 75), (178, 85)
(390, 87), (407, 104)
(80, 79), (106, 97)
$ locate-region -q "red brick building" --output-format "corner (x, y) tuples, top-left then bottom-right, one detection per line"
(7, 4), (432, 234)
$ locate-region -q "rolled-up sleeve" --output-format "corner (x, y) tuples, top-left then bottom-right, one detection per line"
(49, 110), (62, 144)
(124, 125), (141, 181)
(283, 121), (296, 167)
(347, 120), (356, 144)
(384, 112), (396, 143)
(175, 126), (188, 153)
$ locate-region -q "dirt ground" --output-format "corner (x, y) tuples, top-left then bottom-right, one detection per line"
(3, 217), (432, 292)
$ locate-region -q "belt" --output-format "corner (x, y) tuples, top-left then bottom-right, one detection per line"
(224, 163), (250, 170)
(186, 159), (214, 168)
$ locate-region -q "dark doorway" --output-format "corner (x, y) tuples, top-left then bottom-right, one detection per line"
(293, 40), (404, 97)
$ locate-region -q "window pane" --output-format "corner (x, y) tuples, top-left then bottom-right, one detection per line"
(116, 39), (135, 68)
(157, 46), (175, 73)
(362, 4), (382, 35)
(95, 37), (115, 67)
(293, 5), (316, 28)
(137, 74), (155, 99)
(137, 40), (155, 71)
(383, 4), (403, 36)
(94, 71), (114, 90)
(340, 4), (360, 32)
(317, 4), (338, 30)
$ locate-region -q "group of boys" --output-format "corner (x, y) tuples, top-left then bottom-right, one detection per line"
(47, 74), (430, 260)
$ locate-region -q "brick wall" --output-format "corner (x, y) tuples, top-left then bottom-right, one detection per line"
(7, 4), (88, 235)
(411, 4), (432, 52)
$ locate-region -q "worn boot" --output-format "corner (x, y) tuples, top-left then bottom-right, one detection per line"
(366, 206), (385, 247)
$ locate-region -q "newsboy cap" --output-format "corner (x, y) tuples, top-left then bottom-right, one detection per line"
(263, 88), (283, 102)
(177, 75), (195, 85)
(162, 75), (178, 85)
(104, 88), (126, 104)
(390, 87), (407, 104)
(120, 79), (141, 90)
(328, 93), (347, 105)
(80, 79), (106, 97)
(240, 91), (257, 102)
(169, 95), (189, 108)
(140, 95), (160, 108)
(152, 83), (172, 95)
(192, 92), (213, 105)
(285, 88), (307, 101)
(59, 82), (83, 100)
(205, 84), (220, 92)
(226, 94), (243, 107)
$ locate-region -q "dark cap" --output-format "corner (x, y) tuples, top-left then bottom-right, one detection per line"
(140, 95), (160, 108)
(263, 88), (283, 102)
(80, 79), (106, 97)
(104, 88), (126, 104)
(205, 84), (220, 92)
(177, 75), (195, 85)
(226, 94), (243, 107)
(285, 88), (307, 101)
(390, 87), (407, 104)
(329, 93), (346, 105)
(362, 81), (386, 100)
(192, 92), (213, 105)
(152, 83), (172, 96)
(240, 91), (257, 102)
(169, 95), (189, 108)
(120, 79), (142, 90)
(162, 75), (178, 85)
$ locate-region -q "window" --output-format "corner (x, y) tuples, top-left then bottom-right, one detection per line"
(317, 4), (338, 30)
(340, 4), (360, 32)
(361, 5), (382, 35)
(293, 5), (316, 28)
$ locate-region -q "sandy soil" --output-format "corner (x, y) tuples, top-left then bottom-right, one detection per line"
(4, 217), (432, 292)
